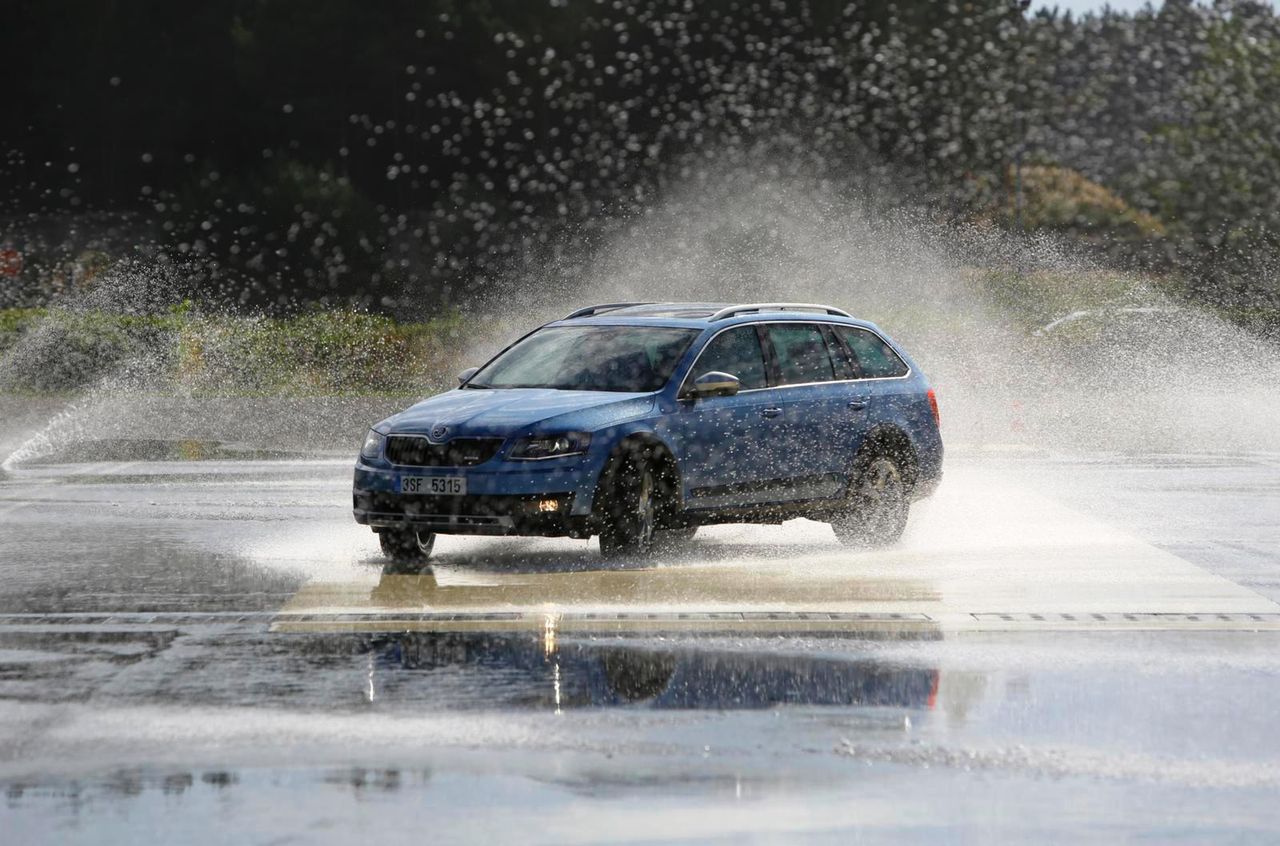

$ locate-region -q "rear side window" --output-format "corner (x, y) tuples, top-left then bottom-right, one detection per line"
(765, 324), (837, 385)
(821, 325), (857, 380)
(691, 325), (768, 390)
(835, 326), (909, 378)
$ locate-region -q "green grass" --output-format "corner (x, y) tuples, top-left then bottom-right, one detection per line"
(0, 307), (472, 396)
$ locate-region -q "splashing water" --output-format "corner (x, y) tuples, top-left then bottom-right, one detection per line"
(454, 169), (1280, 455)
(3, 166), (1279, 469)
(1, 401), (84, 471)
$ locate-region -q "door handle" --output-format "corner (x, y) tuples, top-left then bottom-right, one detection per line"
(762, 406), (783, 418)
(847, 397), (870, 410)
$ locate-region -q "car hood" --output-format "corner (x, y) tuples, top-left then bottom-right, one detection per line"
(384, 388), (656, 437)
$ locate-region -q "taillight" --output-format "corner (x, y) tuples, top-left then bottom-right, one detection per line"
(926, 388), (940, 429)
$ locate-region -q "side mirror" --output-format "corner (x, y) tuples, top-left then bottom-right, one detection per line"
(689, 371), (741, 398)
(457, 366), (479, 385)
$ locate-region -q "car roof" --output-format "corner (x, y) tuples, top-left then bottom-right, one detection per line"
(548, 302), (880, 331)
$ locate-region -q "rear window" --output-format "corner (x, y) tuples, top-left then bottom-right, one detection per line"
(834, 326), (909, 378)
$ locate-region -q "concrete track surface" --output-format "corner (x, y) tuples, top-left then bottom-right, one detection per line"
(1, 447), (1279, 843)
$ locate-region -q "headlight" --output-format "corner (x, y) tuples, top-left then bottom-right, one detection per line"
(508, 432), (591, 460)
(359, 430), (386, 460)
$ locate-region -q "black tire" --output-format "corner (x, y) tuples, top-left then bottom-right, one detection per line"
(379, 527), (436, 563)
(831, 451), (911, 548)
(598, 449), (659, 558)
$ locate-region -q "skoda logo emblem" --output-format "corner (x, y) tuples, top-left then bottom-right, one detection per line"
(430, 424), (449, 442)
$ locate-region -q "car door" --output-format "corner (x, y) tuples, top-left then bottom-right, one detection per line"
(819, 322), (873, 470)
(830, 323), (912, 459)
(759, 322), (850, 501)
(665, 324), (794, 510)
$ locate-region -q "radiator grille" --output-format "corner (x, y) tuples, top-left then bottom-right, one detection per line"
(384, 436), (503, 467)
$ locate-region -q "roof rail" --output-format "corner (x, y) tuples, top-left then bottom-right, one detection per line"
(708, 302), (852, 322)
(561, 302), (656, 320)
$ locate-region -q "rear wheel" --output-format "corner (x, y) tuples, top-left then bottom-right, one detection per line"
(379, 527), (436, 563)
(831, 453), (910, 548)
(598, 451), (658, 558)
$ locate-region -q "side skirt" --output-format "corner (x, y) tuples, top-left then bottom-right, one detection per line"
(678, 495), (846, 527)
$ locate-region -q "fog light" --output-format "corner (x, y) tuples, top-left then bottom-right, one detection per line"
(537, 498), (560, 513)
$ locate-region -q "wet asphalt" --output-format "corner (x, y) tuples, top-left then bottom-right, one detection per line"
(1, 447), (1279, 843)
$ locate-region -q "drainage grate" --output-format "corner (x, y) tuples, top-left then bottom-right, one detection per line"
(0, 610), (934, 629)
(270, 610), (939, 632)
(971, 612), (1280, 625)
(6, 611), (1276, 632)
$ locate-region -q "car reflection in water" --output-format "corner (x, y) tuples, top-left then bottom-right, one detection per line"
(367, 632), (939, 712)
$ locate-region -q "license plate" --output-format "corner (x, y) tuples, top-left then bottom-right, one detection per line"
(399, 475), (466, 495)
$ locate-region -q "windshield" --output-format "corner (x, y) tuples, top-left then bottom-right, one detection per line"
(468, 325), (698, 392)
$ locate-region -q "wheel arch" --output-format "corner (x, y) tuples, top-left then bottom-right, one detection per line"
(591, 431), (684, 527)
(856, 424), (920, 490)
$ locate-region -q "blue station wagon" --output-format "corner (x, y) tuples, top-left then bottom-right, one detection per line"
(353, 303), (943, 561)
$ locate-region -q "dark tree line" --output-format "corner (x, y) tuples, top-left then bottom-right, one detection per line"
(2, 0), (1278, 315)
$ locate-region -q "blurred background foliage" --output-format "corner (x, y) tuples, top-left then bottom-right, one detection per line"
(1, 0), (1278, 325)
(0, 306), (469, 394)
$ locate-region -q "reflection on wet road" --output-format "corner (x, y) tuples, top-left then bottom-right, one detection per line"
(369, 633), (941, 710)
(0, 626), (938, 712)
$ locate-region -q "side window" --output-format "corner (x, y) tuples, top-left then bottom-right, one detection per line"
(836, 327), (909, 378)
(690, 326), (767, 390)
(821, 325), (857, 380)
(765, 324), (837, 385)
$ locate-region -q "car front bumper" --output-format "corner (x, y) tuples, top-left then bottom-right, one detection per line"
(354, 489), (589, 536)
(352, 455), (603, 536)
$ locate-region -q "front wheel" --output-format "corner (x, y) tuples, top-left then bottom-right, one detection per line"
(379, 527), (436, 563)
(598, 453), (658, 558)
(831, 453), (910, 548)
